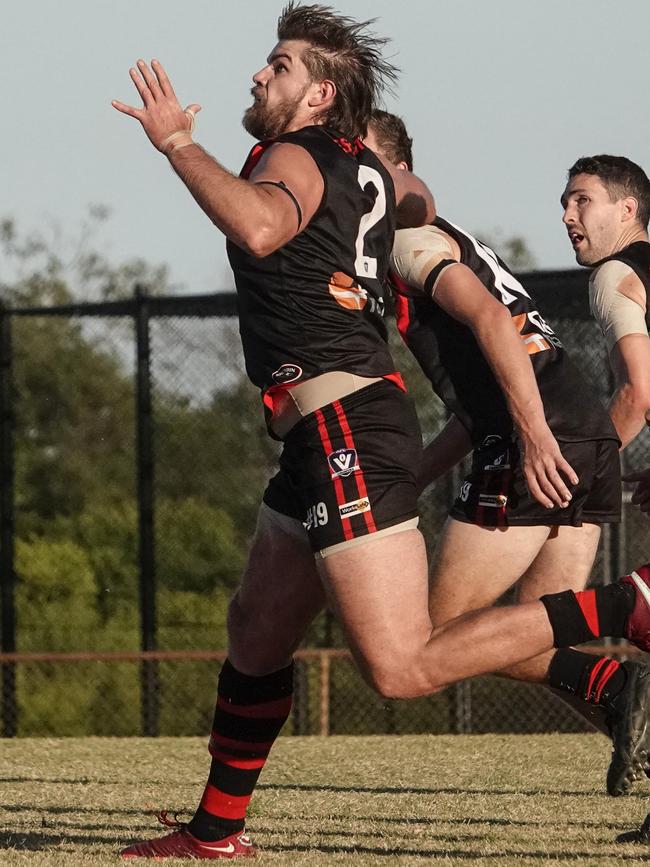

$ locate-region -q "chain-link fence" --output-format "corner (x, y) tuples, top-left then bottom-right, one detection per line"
(0, 271), (647, 737)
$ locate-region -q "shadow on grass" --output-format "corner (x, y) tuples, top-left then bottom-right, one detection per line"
(258, 812), (632, 831)
(2, 804), (150, 815)
(2, 831), (649, 860)
(264, 841), (650, 860)
(257, 781), (650, 799)
(0, 830), (127, 852)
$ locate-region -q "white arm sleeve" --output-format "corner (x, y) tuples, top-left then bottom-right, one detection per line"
(589, 260), (648, 351)
(391, 225), (459, 295)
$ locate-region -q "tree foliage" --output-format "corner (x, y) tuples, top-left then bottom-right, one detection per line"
(0, 216), (279, 734)
(474, 229), (537, 271)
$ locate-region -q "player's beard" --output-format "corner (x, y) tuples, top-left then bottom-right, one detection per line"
(243, 85), (310, 140)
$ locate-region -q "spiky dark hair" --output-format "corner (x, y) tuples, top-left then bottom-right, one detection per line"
(277, 2), (398, 139)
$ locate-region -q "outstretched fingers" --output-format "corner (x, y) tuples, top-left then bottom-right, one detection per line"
(111, 98), (143, 120)
(135, 59), (163, 100)
(151, 59), (176, 99)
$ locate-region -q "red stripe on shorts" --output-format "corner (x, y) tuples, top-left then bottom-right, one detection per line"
(315, 408), (354, 541)
(332, 400), (376, 533)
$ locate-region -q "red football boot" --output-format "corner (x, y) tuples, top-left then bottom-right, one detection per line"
(121, 812), (257, 859)
(621, 564), (650, 651)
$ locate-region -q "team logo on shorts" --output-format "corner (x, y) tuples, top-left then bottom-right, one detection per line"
(459, 481), (471, 502)
(339, 497), (371, 519)
(271, 363), (303, 384)
(327, 448), (359, 478)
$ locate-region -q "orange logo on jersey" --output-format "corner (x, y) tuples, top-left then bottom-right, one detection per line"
(511, 313), (552, 355)
(328, 272), (368, 310)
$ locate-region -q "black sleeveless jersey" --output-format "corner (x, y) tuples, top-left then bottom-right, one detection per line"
(394, 217), (618, 446)
(595, 240), (650, 332)
(227, 126), (398, 399)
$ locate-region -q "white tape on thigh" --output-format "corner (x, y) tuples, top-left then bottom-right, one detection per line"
(316, 516), (419, 559)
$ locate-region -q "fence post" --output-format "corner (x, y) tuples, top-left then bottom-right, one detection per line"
(0, 305), (16, 737)
(319, 651), (330, 736)
(134, 286), (159, 736)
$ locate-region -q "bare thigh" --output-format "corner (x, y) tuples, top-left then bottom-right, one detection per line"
(428, 518), (552, 625)
(516, 522), (602, 602)
(317, 528), (432, 696)
(318, 528), (553, 698)
(228, 503), (326, 676)
(503, 522), (601, 682)
(429, 518), (601, 683)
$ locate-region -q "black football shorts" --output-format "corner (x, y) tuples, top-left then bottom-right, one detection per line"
(449, 436), (621, 527)
(263, 380), (422, 552)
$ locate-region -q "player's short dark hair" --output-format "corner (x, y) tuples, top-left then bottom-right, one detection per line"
(369, 110), (413, 170)
(568, 155), (650, 228)
(277, 2), (397, 140)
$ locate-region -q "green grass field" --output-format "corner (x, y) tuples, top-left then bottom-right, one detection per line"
(2, 734), (650, 865)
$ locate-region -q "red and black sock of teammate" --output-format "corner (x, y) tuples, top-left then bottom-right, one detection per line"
(540, 583), (635, 647)
(548, 648), (628, 710)
(188, 659), (293, 842)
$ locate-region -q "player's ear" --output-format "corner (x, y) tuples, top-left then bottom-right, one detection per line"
(396, 161), (409, 172)
(621, 196), (639, 223)
(308, 79), (336, 108)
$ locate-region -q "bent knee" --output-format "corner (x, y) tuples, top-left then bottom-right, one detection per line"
(363, 659), (448, 700)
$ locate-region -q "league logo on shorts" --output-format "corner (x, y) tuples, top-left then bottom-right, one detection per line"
(271, 363), (303, 384)
(327, 448), (359, 478)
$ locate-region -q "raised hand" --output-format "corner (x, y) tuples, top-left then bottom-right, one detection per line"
(112, 59), (201, 154)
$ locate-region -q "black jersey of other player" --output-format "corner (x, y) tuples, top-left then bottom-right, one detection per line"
(394, 216), (618, 446)
(595, 240), (650, 332)
(227, 126), (398, 400)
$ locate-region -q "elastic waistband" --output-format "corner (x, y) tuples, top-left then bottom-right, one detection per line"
(269, 371), (383, 439)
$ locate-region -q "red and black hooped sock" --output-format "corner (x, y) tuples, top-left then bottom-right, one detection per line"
(540, 583), (635, 648)
(548, 648), (628, 710)
(188, 659), (293, 842)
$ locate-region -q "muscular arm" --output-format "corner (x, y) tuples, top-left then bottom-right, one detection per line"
(169, 142), (324, 256)
(608, 334), (650, 447)
(112, 59), (323, 257)
(590, 263), (650, 448)
(392, 225), (578, 508)
(435, 264), (577, 505)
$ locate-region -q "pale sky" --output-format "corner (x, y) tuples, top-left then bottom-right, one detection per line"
(2, 0), (649, 294)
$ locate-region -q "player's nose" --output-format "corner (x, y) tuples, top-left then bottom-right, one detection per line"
(252, 65), (271, 86)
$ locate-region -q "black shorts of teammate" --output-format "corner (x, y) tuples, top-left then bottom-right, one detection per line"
(263, 380), (422, 553)
(449, 436), (621, 528)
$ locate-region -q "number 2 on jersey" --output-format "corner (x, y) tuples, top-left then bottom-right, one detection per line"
(354, 166), (386, 279)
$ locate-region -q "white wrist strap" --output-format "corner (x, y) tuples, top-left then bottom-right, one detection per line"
(161, 108), (197, 155)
